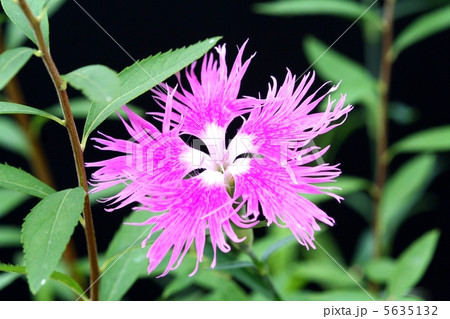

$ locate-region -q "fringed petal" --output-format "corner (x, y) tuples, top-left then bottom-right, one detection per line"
(129, 176), (252, 276)
(151, 40), (257, 137)
(86, 106), (196, 209)
(239, 71), (353, 164)
(233, 157), (339, 249)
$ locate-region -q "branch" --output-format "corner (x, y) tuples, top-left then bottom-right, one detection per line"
(17, 0), (99, 300)
(373, 0), (396, 258)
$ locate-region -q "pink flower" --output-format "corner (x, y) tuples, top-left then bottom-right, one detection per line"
(87, 41), (353, 276)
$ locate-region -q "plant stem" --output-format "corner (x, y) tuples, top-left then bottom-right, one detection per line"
(0, 28), (85, 290)
(373, 0), (396, 258)
(247, 250), (283, 301)
(17, 0), (99, 300)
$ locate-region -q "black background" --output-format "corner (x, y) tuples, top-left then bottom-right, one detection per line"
(1, 0), (449, 300)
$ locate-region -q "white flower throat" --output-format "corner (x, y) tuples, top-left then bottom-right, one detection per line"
(180, 123), (255, 185)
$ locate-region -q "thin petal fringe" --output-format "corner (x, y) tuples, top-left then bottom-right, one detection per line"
(133, 177), (254, 276)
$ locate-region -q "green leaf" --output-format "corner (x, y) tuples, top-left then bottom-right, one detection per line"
(387, 229), (440, 298)
(0, 102), (64, 125)
(200, 277), (249, 301)
(4, 0), (66, 49)
(22, 187), (85, 293)
(0, 225), (21, 248)
(1, 0), (50, 48)
(44, 0), (67, 16)
(292, 259), (359, 289)
(0, 263), (87, 300)
(30, 98), (145, 136)
(0, 189), (29, 218)
(306, 289), (375, 301)
(0, 47), (34, 90)
(35, 98), (145, 126)
(261, 236), (295, 262)
(352, 228), (373, 265)
(4, 19), (29, 50)
(303, 36), (378, 137)
(99, 210), (154, 301)
(81, 36), (221, 146)
(44, 98), (95, 119)
(344, 192), (372, 222)
(364, 257), (395, 284)
(389, 101), (419, 126)
(302, 175), (372, 204)
(89, 183), (126, 205)
(394, 0), (448, 20)
(393, 6), (450, 59)
(252, 226), (298, 274)
(0, 272), (20, 291)
(0, 163), (56, 198)
(253, 0), (381, 29)
(389, 125), (450, 160)
(62, 65), (120, 104)
(213, 261), (255, 270)
(381, 154), (436, 245)
(49, 270), (85, 300)
(161, 254), (250, 301)
(0, 116), (29, 157)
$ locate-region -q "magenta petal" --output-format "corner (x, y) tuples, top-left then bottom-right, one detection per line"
(233, 158), (338, 249)
(151, 40), (257, 137)
(132, 177), (249, 276)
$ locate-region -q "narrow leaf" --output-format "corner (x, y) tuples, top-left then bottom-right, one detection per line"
(4, 0), (66, 49)
(387, 230), (440, 298)
(0, 47), (34, 90)
(99, 249), (147, 301)
(389, 125), (450, 159)
(303, 36), (378, 137)
(1, 0), (50, 47)
(89, 183), (125, 205)
(253, 0), (381, 29)
(99, 210), (154, 301)
(394, 0), (448, 20)
(307, 289), (375, 301)
(261, 236), (295, 262)
(0, 189), (29, 218)
(30, 98), (145, 135)
(81, 36), (221, 146)
(42, 98), (145, 122)
(0, 116), (29, 157)
(0, 102), (64, 125)
(389, 101), (419, 126)
(393, 6), (450, 59)
(381, 154), (436, 245)
(4, 20), (28, 50)
(0, 263), (87, 300)
(344, 192), (372, 222)
(0, 163), (56, 198)
(226, 267), (273, 299)
(0, 225), (21, 248)
(364, 257), (395, 284)
(292, 260), (358, 289)
(352, 228), (373, 265)
(62, 65), (120, 104)
(303, 36), (378, 107)
(162, 253), (249, 300)
(213, 261), (255, 270)
(22, 187), (85, 293)
(0, 272), (20, 291)
(302, 175), (372, 204)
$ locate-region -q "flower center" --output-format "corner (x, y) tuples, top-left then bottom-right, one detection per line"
(180, 123), (255, 185)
